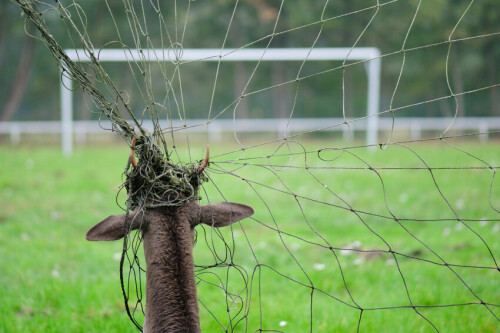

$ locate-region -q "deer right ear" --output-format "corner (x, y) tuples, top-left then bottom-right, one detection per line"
(199, 202), (254, 228)
(86, 212), (144, 241)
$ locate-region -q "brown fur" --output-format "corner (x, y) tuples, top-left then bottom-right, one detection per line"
(86, 201), (254, 333)
(143, 204), (200, 332)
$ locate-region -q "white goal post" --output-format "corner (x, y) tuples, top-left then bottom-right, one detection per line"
(61, 48), (381, 155)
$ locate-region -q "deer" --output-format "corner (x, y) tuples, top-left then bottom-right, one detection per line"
(86, 144), (254, 332)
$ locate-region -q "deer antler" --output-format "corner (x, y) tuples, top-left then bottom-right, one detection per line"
(130, 135), (138, 169)
(198, 144), (210, 173)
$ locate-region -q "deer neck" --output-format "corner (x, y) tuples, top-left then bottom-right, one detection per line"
(142, 208), (201, 333)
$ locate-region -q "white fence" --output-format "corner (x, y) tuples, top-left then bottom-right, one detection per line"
(1, 117), (498, 146)
(61, 48), (381, 155)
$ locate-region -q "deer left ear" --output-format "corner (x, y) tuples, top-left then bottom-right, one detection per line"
(86, 211), (144, 241)
(199, 202), (254, 228)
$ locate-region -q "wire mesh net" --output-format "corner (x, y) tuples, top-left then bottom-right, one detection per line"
(12, 0), (500, 331)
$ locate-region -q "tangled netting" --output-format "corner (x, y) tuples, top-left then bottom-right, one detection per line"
(14, 0), (207, 208)
(12, 0), (500, 332)
(124, 135), (207, 209)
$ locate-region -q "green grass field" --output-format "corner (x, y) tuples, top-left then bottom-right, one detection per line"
(0, 140), (499, 332)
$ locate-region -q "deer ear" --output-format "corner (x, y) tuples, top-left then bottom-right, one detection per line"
(86, 212), (143, 241)
(199, 202), (254, 228)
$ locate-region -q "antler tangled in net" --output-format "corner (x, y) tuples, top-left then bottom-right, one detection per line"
(125, 135), (209, 208)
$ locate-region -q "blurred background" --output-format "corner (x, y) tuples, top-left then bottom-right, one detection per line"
(1, 0), (498, 127)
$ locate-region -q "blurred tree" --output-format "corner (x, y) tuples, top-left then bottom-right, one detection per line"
(463, 0), (500, 116)
(3, 0), (499, 121)
(1, 22), (36, 122)
(0, 1), (7, 65)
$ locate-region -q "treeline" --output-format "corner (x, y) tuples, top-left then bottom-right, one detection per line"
(1, 0), (499, 121)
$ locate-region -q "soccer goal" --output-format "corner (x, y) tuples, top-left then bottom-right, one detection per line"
(60, 47), (381, 155)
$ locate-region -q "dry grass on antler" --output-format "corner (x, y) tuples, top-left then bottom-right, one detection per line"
(130, 136), (138, 169)
(123, 136), (209, 209)
(198, 144), (210, 174)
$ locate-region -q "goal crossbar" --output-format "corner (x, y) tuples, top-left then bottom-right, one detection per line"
(61, 48), (381, 154)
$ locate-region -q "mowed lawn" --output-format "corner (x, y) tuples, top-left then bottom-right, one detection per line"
(0, 139), (499, 332)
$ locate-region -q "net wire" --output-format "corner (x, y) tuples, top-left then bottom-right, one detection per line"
(12, 0), (500, 331)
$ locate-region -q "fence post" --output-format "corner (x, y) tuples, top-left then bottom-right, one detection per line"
(479, 121), (488, 142)
(10, 123), (21, 145)
(342, 122), (351, 141)
(410, 122), (421, 140)
(61, 71), (73, 156)
(366, 55), (381, 150)
(208, 122), (222, 141)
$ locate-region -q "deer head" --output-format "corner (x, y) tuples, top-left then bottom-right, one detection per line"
(86, 145), (254, 333)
